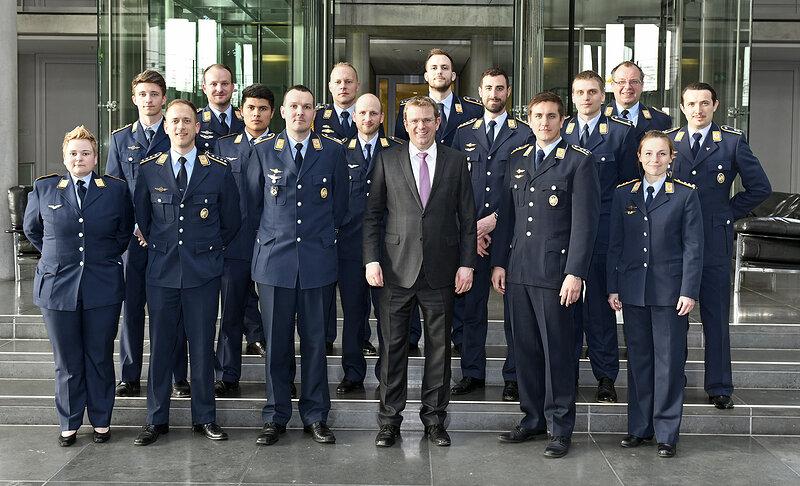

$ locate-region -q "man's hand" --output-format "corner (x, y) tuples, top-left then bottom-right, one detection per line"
(477, 234), (491, 257)
(491, 267), (506, 295)
(135, 227), (148, 247)
(676, 296), (695, 316)
(608, 292), (621, 311)
(454, 266), (473, 294)
(365, 263), (384, 287)
(476, 214), (497, 240)
(559, 274), (582, 307)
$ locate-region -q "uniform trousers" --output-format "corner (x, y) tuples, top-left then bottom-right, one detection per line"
(243, 283), (264, 343)
(258, 281), (333, 426)
(146, 278), (220, 425)
(573, 253), (619, 381)
(698, 263), (733, 396)
(507, 282), (576, 437)
(42, 302), (121, 431)
(118, 237), (147, 382)
(216, 258), (251, 382)
(338, 258), (368, 382)
(378, 269), (454, 427)
(623, 304), (688, 445)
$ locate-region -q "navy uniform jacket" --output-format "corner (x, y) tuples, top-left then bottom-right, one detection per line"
(668, 123), (771, 267)
(312, 104), (358, 142)
(24, 173), (134, 311)
(492, 140), (601, 289)
(607, 178), (704, 307)
(562, 114), (638, 254)
(452, 116), (533, 220)
(603, 103), (672, 142)
(105, 120), (171, 197)
(134, 152), (241, 288)
(197, 105), (245, 153)
(214, 131), (276, 261)
(339, 135), (404, 262)
(248, 131), (349, 289)
(394, 95), (483, 147)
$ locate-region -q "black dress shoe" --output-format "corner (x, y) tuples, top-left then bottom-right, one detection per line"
(362, 340), (377, 356)
(336, 379), (365, 394)
(620, 434), (653, 448)
(134, 424), (169, 446)
(544, 436), (571, 458)
(290, 382), (297, 399)
(498, 425), (547, 443)
(450, 376), (485, 395)
(424, 424), (451, 446)
(58, 432), (77, 447)
(375, 424), (401, 447)
(214, 380), (240, 397)
(325, 342), (334, 355)
(409, 342), (419, 350)
(657, 442), (676, 457)
(171, 380), (191, 398)
(596, 377), (617, 403)
(255, 422), (286, 445)
(115, 380), (140, 397)
(709, 395), (734, 409)
(502, 381), (519, 401)
(245, 341), (267, 357)
(304, 421), (336, 443)
(452, 343), (462, 356)
(193, 422), (228, 441)
(93, 429), (111, 443)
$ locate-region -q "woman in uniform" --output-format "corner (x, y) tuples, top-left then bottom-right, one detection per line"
(24, 125), (134, 446)
(606, 130), (703, 458)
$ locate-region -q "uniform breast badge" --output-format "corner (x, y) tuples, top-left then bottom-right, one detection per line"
(320, 187), (328, 199)
(549, 195), (559, 207)
(200, 208), (209, 219)
(717, 173), (725, 184)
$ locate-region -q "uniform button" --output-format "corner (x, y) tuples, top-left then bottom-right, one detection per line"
(296, 237), (301, 242)
(485, 187), (490, 192)
(367, 179), (371, 184)
(297, 219), (302, 224)
(484, 203), (490, 208)
(79, 247), (84, 252)
(643, 263), (648, 268)
(205, 143), (209, 147)
(322, 178), (327, 183)
(157, 198), (162, 203)
(209, 245), (213, 250)
(178, 240), (183, 245)
(529, 187), (534, 192)
(128, 157), (133, 162)
(297, 184), (302, 189)
(643, 216), (648, 221)
(486, 171), (491, 176)
(180, 204), (184, 208)
(179, 228), (183, 233)
(643, 248), (647, 252)
(257, 239), (261, 244)
(561, 249), (566, 254)
(601, 157), (606, 161)
(528, 202), (533, 207)
(78, 218), (84, 223)
(78, 232), (83, 237)
(366, 192), (370, 196)
(349, 175), (352, 180)
(551, 185), (556, 190)
(726, 219), (731, 224)
(527, 216), (533, 222)
(487, 156), (492, 160)
(79, 261), (84, 266)
(691, 170), (697, 175)
(643, 232), (647, 237)
(204, 198), (208, 203)
(718, 164), (723, 170)
(531, 187), (535, 192)
(526, 231), (531, 236)
(179, 216), (184, 221)
(297, 201), (302, 207)
(513, 184), (518, 189)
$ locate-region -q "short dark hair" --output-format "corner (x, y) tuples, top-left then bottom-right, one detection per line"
(480, 67), (509, 87)
(403, 96), (439, 120)
(284, 84), (315, 104)
(425, 48), (454, 71)
(241, 83), (275, 110)
(165, 99), (198, 122)
(610, 61), (645, 82)
(638, 130), (674, 155)
(681, 82), (718, 104)
(527, 92), (565, 118)
(202, 63), (233, 83)
(573, 70), (604, 91)
(131, 70), (167, 96)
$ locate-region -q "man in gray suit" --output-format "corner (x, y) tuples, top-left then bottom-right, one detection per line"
(363, 96), (477, 448)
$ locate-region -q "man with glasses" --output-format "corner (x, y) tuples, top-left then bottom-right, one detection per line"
(604, 61), (672, 142)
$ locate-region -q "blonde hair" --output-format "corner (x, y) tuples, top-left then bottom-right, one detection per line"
(62, 125), (98, 155)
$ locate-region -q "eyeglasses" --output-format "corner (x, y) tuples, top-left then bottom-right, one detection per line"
(613, 79), (642, 87)
(407, 118), (436, 126)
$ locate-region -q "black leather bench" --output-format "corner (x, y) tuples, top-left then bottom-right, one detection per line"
(6, 185), (40, 280)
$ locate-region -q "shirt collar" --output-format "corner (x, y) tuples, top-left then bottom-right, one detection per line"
(642, 174), (667, 197)
(245, 128), (269, 142)
(431, 91), (454, 116)
(170, 147), (197, 167)
(209, 105), (233, 123)
(578, 112), (601, 134)
(286, 132), (312, 158)
(615, 101), (640, 120)
(484, 111), (508, 131)
(70, 173), (93, 186)
(687, 123), (713, 145)
(333, 104), (355, 120)
(359, 132), (380, 152)
(139, 117), (163, 133)
(537, 137), (562, 158)
(409, 141), (437, 163)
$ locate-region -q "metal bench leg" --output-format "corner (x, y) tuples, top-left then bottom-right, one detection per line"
(733, 236), (743, 325)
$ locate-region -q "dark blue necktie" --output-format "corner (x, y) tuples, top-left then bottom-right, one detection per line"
(364, 143), (372, 167)
(645, 186), (655, 209)
(486, 120), (496, 148)
(535, 149), (545, 170)
(580, 124), (589, 147)
(341, 111), (350, 130)
(691, 132), (702, 159)
(176, 157), (187, 193)
(437, 102), (447, 140)
(76, 179), (87, 206)
(294, 143), (303, 170)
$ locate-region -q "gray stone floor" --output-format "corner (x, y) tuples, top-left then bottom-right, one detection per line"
(1, 426), (800, 485)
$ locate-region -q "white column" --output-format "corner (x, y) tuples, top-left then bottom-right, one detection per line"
(1, 1), (19, 280)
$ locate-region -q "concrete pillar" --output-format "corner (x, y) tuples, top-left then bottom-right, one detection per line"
(346, 32), (371, 96)
(462, 34), (493, 99)
(2, 2), (19, 280)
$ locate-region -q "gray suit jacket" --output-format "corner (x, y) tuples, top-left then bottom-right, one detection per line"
(363, 143), (477, 289)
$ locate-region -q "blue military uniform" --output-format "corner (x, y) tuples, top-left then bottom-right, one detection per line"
(105, 120), (172, 387)
(562, 114), (638, 385)
(668, 122), (771, 397)
(134, 150), (241, 426)
(603, 102), (672, 143)
(394, 94), (483, 147)
(313, 104), (358, 142)
(24, 172), (133, 431)
(249, 130), (348, 427)
(197, 105), (245, 153)
(607, 177), (703, 445)
(339, 134), (403, 384)
(212, 130), (272, 386)
(492, 139), (600, 438)
(450, 115), (532, 385)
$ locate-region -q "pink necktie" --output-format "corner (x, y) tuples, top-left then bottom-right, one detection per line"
(418, 152), (431, 207)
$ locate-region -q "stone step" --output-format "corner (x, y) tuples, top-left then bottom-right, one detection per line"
(1, 378), (798, 435)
